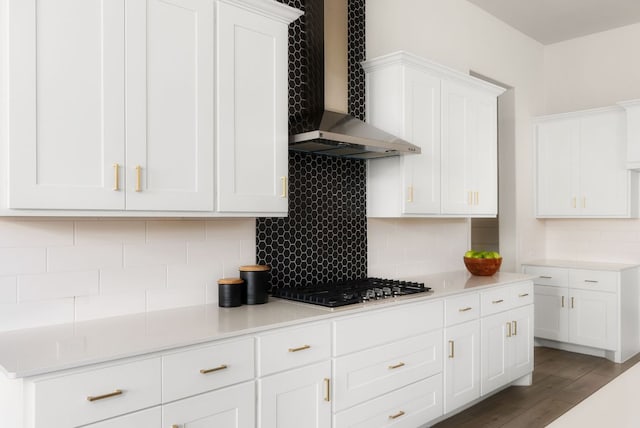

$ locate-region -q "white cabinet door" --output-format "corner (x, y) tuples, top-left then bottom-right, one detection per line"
(125, 0), (214, 211)
(535, 118), (579, 216)
(534, 285), (569, 342)
(441, 81), (497, 216)
(216, 1), (289, 214)
(163, 381), (255, 428)
(579, 111), (628, 216)
(84, 407), (160, 428)
(480, 311), (509, 395)
(444, 320), (480, 414)
(401, 69), (441, 215)
(7, 0), (125, 210)
(569, 289), (618, 350)
(259, 361), (331, 428)
(509, 305), (534, 382)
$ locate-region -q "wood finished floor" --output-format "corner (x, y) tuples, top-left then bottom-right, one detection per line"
(433, 347), (640, 428)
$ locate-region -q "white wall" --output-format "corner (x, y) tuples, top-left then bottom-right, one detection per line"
(366, 0), (547, 276)
(543, 23), (640, 262)
(0, 218), (255, 332)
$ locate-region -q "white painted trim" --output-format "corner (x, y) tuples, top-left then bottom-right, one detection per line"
(216, 0), (302, 24)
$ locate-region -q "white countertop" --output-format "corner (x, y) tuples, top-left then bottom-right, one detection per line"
(522, 259), (640, 271)
(548, 361), (640, 427)
(0, 270), (533, 379)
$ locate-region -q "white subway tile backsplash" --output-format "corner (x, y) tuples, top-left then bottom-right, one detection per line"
(100, 266), (167, 294)
(167, 263), (222, 289)
(0, 277), (17, 304)
(47, 245), (123, 272)
(146, 285), (206, 312)
(147, 220), (206, 243)
(18, 271), (99, 302)
(0, 248), (47, 276)
(75, 291), (147, 321)
(188, 241), (242, 265)
(0, 299), (74, 332)
(0, 220), (74, 247)
(205, 219), (256, 240)
(74, 220), (146, 245)
(124, 243), (186, 267)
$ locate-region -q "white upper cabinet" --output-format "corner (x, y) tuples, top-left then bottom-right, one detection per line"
(125, 0), (215, 211)
(2, 0), (301, 216)
(618, 99), (640, 169)
(7, 0), (126, 210)
(216, 0), (294, 214)
(535, 107), (638, 218)
(364, 52), (503, 218)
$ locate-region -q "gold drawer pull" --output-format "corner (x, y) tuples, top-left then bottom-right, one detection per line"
(87, 389), (123, 402)
(288, 344), (311, 353)
(324, 378), (330, 402)
(539, 276), (552, 279)
(458, 307), (472, 312)
(200, 364), (228, 374)
(407, 186), (414, 203)
(172, 425), (180, 428)
(518, 293), (529, 297)
(135, 165), (142, 192)
(389, 410), (405, 420)
(571, 297), (575, 308)
(280, 176), (287, 198)
(388, 362), (405, 370)
(506, 322), (512, 337)
(513, 320), (518, 336)
(448, 340), (454, 358)
(584, 280), (599, 283)
(492, 299), (504, 304)
(561, 296), (565, 308)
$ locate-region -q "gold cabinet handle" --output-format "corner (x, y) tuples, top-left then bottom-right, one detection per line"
(324, 378), (330, 402)
(280, 176), (287, 198)
(87, 389), (123, 402)
(468, 191), (473, 205)
(288, 344), (311, 353)
(474, 191), (479, 205)
(518, 293), (529, 298)
(506, 322), (512, 337)
(458, 307), (472, 312)
(584, 280), (598, 284)
(492, 299), (504, 304)
(407, 186), (414, 203)
(113, 163), (120, 191)
(583, 196), (586, 208)
(388, 362), (405, 370)
(172, 425), (180, 428)
(200, 364), (228, 374)
(448, 340), (454, 358)
(561, 295), (565, 308)
(571, 297), (574, 309)
(135, 165), (142, 192)
(539, 276), (552, 279)
(389, 410), (405, 420)
(513, 320), (518, 336)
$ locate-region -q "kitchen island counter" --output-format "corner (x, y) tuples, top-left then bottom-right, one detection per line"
(0, 270), (533, 378)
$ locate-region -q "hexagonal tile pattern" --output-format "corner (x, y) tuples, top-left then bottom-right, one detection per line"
(256, 152), (367, 287)
(260, 0), (368, 288)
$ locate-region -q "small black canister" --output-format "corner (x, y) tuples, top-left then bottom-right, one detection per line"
(218, 278), (244, 307)
(239, 265), (271, 304)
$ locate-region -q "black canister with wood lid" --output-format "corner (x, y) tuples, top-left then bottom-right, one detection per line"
(218, 278), (244, 307)
(239, 265), (271, 304)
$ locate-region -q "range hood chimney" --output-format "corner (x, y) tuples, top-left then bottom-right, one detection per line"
(288, 0), (421, 159)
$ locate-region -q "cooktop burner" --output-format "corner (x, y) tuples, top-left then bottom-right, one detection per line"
(271, 278), (431, 308)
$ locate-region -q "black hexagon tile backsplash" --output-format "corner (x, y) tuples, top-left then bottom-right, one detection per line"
(258, 0), (368, 288)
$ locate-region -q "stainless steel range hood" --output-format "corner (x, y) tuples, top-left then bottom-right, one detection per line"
(289, 110), (421, 159)
(288, 0), (421, 160)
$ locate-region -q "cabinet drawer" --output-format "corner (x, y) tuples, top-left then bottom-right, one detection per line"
(31, 357), (161, 428)
(570, 269), (618, 293)
(83, 407), (161, 428)
(257, 322), (331, 376)
(445, 293), (480, 326)
(523, 266), (568, 287)
(512, 281), (534, 307)
(162, 337), (254, 403)
(333, 330), (442, 412)
(480, 286), (512, 316)
(333, 300), (443, 356)
(333, 374), (443, 428)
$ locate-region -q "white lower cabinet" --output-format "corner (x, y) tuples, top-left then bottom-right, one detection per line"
(525, 262), (640, 363)
(444, 320), (480, 414)
(481, 301), (533, 395)
(84, 407), (161, 427)
(258, 361), (332, 428)
(333, 374), (443, 428)
(163, 381), (255, 428)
